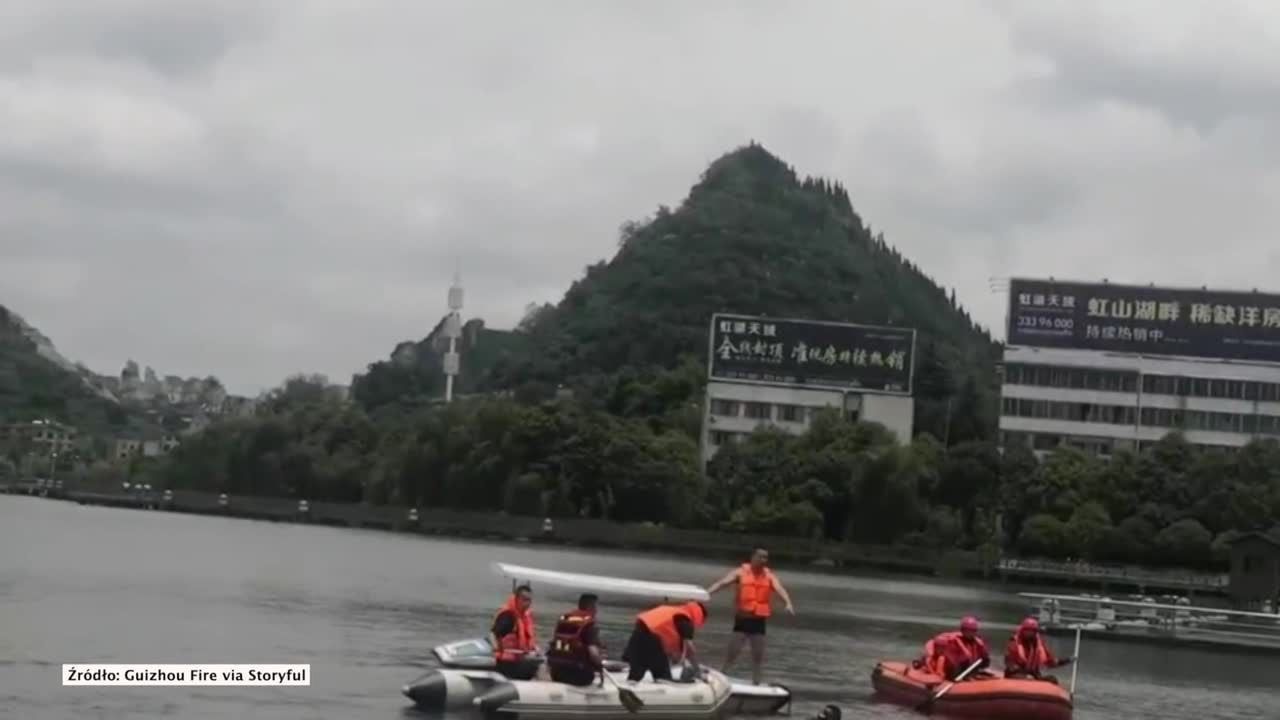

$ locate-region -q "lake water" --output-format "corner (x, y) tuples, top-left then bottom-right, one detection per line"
(1, 495), (1273, 719)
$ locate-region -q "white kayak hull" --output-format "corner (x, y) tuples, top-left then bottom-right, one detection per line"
(404, 666), (784, 719)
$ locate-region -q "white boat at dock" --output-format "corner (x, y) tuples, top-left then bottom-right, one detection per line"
(1021, 592), (1280, 653)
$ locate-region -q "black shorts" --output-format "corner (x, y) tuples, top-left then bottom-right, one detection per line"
(495, 656), (541, 680)
(732, 616), (767, 636)
(623, 621), (673, 682)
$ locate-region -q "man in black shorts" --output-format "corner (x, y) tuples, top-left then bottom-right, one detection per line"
(707, 548), (794, 685)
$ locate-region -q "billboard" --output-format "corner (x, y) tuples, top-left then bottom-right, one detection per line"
(707, 313), (915, 394)
(1006, 277), (1280, 363)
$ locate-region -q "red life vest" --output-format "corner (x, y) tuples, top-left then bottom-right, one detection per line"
(922, 631), (986, 678)
(546, 609), (599, 673)
(637, 602), (706, 661)
(922, 632), (958, 676)
(1006, 635), (1052, 674)
(492, 595), (536, 663)
(735, 564), (775, 618)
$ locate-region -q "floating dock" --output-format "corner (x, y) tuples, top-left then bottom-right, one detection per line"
(1021, 592), (1280, 655)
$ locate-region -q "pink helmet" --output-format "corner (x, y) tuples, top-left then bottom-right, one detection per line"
(960, 616), (980, 632)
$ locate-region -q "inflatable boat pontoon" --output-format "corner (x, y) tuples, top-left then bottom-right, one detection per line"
(871, 660), (1072, 720)
(403, 562), (792, 716)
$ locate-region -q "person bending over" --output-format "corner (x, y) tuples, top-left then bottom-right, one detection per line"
(622, 601), (707, 682)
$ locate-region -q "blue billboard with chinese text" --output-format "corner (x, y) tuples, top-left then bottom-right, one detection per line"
(1006, 278), (1280, 363)
(707, 313), (915, 394)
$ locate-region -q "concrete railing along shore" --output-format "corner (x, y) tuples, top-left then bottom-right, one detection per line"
(0, 481), (1228, 596)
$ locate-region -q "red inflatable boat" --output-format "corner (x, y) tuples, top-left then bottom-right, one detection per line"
(871, 661), (1072, 720)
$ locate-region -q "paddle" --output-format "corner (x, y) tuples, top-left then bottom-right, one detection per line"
(601, 671), (645, 713)
(1069, 627), (1081, 694)
(916, 658), (983, 714)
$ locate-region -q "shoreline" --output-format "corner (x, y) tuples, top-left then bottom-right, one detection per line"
(1, 483), (1228, 599)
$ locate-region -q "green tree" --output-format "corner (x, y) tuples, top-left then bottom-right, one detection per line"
(1019, 514), (1070, 558)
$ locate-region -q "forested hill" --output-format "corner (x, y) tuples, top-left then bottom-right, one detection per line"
(480, 142), (1002, 441)
(0, 305), (134, 434)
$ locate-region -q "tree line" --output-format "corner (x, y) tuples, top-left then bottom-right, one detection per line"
(102, 374), (1280, 572)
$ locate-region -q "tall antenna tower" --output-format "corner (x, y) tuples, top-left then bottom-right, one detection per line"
(444, 271), (464, 403)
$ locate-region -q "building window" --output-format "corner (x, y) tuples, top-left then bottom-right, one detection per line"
(777, 405), (805, 422)
(1032, 433), (1061, 451)
(1002, 398), (1135, 425)
(1004, 363), (1137, 393)
(710, 431), (734, 446)
(1143, 374), (1280, 403)
(743, 402), (771, 420)
(1262, 384), (1280, 403)
(710, 399), (740, 417)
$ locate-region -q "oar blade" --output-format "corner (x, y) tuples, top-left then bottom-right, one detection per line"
(617, 687), (645, 713)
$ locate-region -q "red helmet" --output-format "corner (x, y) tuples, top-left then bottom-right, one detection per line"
(1018, 617), (1040, 635)
(960, 616), (980, 632)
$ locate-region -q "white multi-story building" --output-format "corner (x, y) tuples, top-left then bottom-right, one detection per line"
(1000, 277), (1280, 457)
(699, 313), (916, 466)
(999, 345), (1280, 456)
(702, 381), (913, 465)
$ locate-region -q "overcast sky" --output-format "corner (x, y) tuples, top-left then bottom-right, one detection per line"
(4, 1), (1279, 396)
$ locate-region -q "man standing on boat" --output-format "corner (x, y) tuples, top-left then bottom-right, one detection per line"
(1003, 617), (1071, 683)
(491, 583), (540, 680)
(622, 601), (707, 682)
(706, 547), (795, 685)
(546, 593), (606, 686)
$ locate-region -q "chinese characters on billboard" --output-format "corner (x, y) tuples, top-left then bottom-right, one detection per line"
(1006, 278), (1280, 363)
(707, 313), (916, 394)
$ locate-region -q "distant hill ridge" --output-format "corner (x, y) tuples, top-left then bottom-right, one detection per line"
(352, 142), (999, 442)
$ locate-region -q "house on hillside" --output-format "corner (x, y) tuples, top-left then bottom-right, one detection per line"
(0, 419), (78, 455)
(1228, 533), (1280, 612)
(112, 433), (180, 462)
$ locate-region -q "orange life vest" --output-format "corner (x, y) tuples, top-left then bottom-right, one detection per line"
(923, 631), (984, 677)
(637, 602), (705, 661)
(492, 595), (536, 662)
(1008, 636), (1052, 673)
(922, 632), (958, 676)
(735, 563), (775, 618)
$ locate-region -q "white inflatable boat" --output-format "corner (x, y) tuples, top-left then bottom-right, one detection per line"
(402, 563), (792, 717)
(409, 639), (791, 715)
(405, 664), (751, 719)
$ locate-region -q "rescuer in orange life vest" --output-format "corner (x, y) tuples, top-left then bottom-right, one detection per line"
(621, 601), (707, 682)
(915, 616), (991, 680)
(706, 547), (795, 685)
(490, 583), (540, 680)
(545, 593), (606, 687)
(1003, 617), (1072, 682)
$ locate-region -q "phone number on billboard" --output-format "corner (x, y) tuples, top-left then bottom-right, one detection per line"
(1015, 315), (1073, 331)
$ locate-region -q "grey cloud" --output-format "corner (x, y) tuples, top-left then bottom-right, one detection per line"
(998, 2), (1280, 135)
(3, 0), (1279, 394)
(0, 2), (276, 78)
